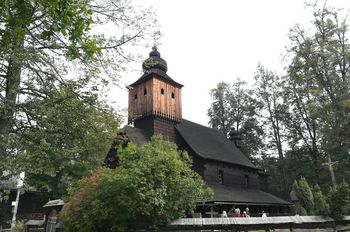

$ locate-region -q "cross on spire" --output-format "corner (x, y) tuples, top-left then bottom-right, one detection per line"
(152, 30), (161, 51)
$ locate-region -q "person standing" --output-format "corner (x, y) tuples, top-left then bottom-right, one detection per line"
(221, 210), (228, 218)
(243, 211), (250, 217)
(233, 208), (241, 217)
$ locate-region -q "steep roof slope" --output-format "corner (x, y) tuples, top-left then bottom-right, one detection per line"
(123, 126), (149, 145)
(175, 119), (257, 169)
(208, 183), (291, 205)
(130, 69), (183, 88)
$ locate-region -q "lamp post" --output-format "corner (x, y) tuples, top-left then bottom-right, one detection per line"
(10, 172), (25, 232)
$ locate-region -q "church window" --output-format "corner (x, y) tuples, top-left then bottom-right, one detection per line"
(134, 94), (137, 99)
(218, 170), (224, 184)
(171, 92), (175, 99)
(161, 88), (164, 94)
(144, 88), (147, 95)
(244, 175), (249, 187)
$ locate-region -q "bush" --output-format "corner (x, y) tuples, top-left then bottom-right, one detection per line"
(292, 177), (314, 215)
(12, 220), (25, 232)
(313, 184), (329, 216)
(328, 181), (350, 220)
(61, 136), (212, 232)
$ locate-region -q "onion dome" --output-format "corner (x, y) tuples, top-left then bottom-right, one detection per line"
(229, 128), (242, 148)
(142, 46), (168, 73)
(229, 128), (240, 141)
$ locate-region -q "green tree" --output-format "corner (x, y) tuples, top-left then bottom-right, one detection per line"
(254, 154), (283, 197)
(313, 184), (329, 216)
(292, 177), (314, 215)
(208, 82), (231, 136)
(18, 85), (119, 197)
(287, 3), (350, 185)
(283, 149), (330, 191)
(328, 181), (350, 220)
(0, 0), (151, 168)
(254, 65), (289, 196)
(61, 136), (212, 232)
(208, 80), (263, 158)
(283, 72), (323, 185)
(0, 0), (152, 198)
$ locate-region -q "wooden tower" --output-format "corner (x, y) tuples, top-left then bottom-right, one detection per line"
(128, 47), (183, 141)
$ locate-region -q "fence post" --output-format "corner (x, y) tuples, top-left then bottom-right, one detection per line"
(332, 221), (337, 232)
(289, 223), (293, 231)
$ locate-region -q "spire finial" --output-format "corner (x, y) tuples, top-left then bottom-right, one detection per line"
(152, 30), (161, 51)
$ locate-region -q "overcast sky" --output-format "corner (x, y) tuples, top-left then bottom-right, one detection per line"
(111, 0), (350, 126)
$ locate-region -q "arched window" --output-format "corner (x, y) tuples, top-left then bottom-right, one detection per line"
(161, 88), (164, 94)
(171, 92), (175, 99)
(144, 88), (147, 95)
(134, 94), (137, 99)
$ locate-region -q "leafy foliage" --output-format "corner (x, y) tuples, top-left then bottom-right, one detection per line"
(61, 136), (213, 232)
(18, 85), (119, 197)
(254, 65), (289, 196)
(292, 177), (314, 215)
(0, 0), (152, 198)
(292, 177), (333, 216)
(313, 184), (329, 216)
(208, 80), (263, 158)
(287, 3), (350, 184)
(208, 3), (350, 197)
(12, 220), (25, 232)
(328, 181), (350, 220)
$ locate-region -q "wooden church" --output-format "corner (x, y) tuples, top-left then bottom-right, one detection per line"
(105, 47), (291, 217)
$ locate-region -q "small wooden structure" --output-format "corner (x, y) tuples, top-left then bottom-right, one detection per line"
(42, 199), (64, 232)
(25, 216), (45, 232)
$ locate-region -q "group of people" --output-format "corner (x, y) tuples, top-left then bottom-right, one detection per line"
(221, 208), (268, 218)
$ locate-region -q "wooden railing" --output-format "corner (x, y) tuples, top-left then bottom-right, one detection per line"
(128, 110), (181, 124)
(165, 215), (350, 231)
(3, 215), (349, 232)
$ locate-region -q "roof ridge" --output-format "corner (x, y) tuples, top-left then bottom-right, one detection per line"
(176, 119), (257, 169)
(179, 119), (226, 135)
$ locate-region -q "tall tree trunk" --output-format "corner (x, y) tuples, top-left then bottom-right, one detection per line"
(0, 57), (23, 157)
(0, 8), (26, 156)
(265, 94), (288, 197)
(0, 58), (23, 134)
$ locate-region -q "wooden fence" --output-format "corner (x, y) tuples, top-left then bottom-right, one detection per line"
(2, 216), (350, 231)
(165, 215), (350, 231)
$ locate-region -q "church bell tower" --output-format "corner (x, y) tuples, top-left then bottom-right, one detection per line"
(128, 47), (183, 141)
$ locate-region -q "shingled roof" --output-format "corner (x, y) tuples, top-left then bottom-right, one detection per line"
(175, 119), (257, 169)
(208, 184), (292, 205)
(122, 126), (148, 146)
(122, 120), (257, 169)
(129, 69), (183, 88)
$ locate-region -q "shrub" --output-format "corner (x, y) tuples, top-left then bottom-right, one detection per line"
(61, 136), (212, 231)
(328, 181), (350, 220)
(292, 177), (314, 215)
(312, 184), (329, 216)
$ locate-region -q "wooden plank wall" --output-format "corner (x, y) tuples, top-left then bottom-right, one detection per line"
(203, 162), (260, 189)
(152, 77), (182, 121)
(128, 75), (182, 122)
(128, 79), (154, 122)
